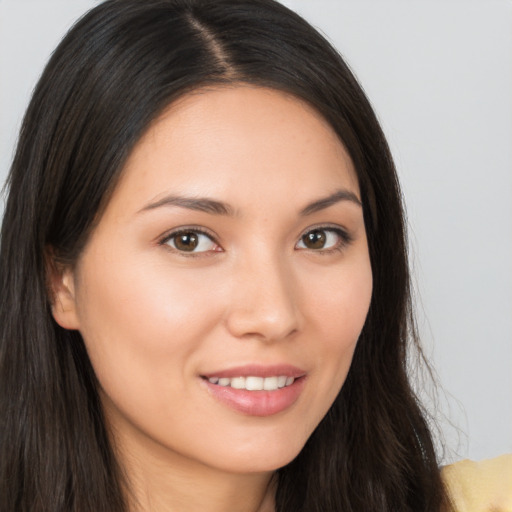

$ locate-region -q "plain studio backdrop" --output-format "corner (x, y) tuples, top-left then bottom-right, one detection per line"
(0, 0), (511, 464)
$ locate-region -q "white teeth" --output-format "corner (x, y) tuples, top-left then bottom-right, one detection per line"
(263, 376), (278, 390)
(206, 375), (296, 391)
(246, 376), (263, 390)
(230, 376), (245, 389)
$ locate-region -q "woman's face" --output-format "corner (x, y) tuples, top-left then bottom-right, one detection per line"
(54, 86), (372, 474)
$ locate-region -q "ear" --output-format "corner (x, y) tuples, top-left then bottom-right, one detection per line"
(45, 248), (81, 330)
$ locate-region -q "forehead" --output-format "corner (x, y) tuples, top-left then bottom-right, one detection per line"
(108, 85), (359, 215)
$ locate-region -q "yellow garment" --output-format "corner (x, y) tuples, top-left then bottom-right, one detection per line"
(442, 454), (512, 512)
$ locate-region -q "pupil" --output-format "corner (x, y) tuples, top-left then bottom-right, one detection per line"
(175, 232), (198, 251)
(304, 230), (326, 249)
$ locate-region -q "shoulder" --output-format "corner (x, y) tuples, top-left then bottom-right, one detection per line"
(442, 454), (512, 511)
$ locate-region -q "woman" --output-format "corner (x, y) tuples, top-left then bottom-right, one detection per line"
(0, 0), (449, 510)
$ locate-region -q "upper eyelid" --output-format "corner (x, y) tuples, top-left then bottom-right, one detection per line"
(298, 223), (351, 239)
(159, 226), (219, 245)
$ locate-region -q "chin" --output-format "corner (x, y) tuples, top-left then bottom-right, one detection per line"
(204, 433), (309, 475)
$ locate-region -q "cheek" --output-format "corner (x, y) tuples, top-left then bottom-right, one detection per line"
(303, 255), (372, 397)
(77, 254), (215, 343)
(72, 255), (222, 403)
(308, 254), (373, 341)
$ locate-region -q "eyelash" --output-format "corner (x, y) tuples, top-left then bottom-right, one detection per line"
(297, 225), (353, 255)
(158, 225), (353, 257)
(159, 227), (220, 258)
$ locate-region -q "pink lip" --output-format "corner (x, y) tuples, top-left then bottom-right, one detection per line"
(201, 364), (306, 379)
(201, 365), (307, 417)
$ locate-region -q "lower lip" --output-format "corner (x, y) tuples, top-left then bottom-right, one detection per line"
(203, 377), (306, 416)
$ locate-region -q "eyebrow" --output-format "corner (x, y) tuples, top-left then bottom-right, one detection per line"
(139, 188), (361, 217)
(299, 189), (362, 216)
(139, 195), (234, 216)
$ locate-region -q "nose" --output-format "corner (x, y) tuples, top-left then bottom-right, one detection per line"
(224, 253), (300, 342)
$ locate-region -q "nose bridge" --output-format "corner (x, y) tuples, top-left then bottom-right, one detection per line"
(225, 245), (299, 341)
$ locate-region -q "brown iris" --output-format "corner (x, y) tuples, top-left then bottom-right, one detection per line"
(301, 230), (326, 249)
(173, 232), (199, 251)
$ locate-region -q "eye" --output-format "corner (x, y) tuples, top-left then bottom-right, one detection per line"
(296, 227), (350, 251)
(162, 229), (219, 253)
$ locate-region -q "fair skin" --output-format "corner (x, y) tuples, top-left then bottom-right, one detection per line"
(51, 86), (373, 512)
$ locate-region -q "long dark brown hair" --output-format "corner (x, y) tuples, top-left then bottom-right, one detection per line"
(0, 0), (449, 510)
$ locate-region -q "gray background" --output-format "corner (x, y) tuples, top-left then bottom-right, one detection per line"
(1, 0), (511, 464)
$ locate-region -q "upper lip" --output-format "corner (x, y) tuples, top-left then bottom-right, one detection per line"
(201, 364), (306, 379)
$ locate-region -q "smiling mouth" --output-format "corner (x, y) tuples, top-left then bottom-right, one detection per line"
(201, 370), (306, 415)
(204, 375), (296, 391)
